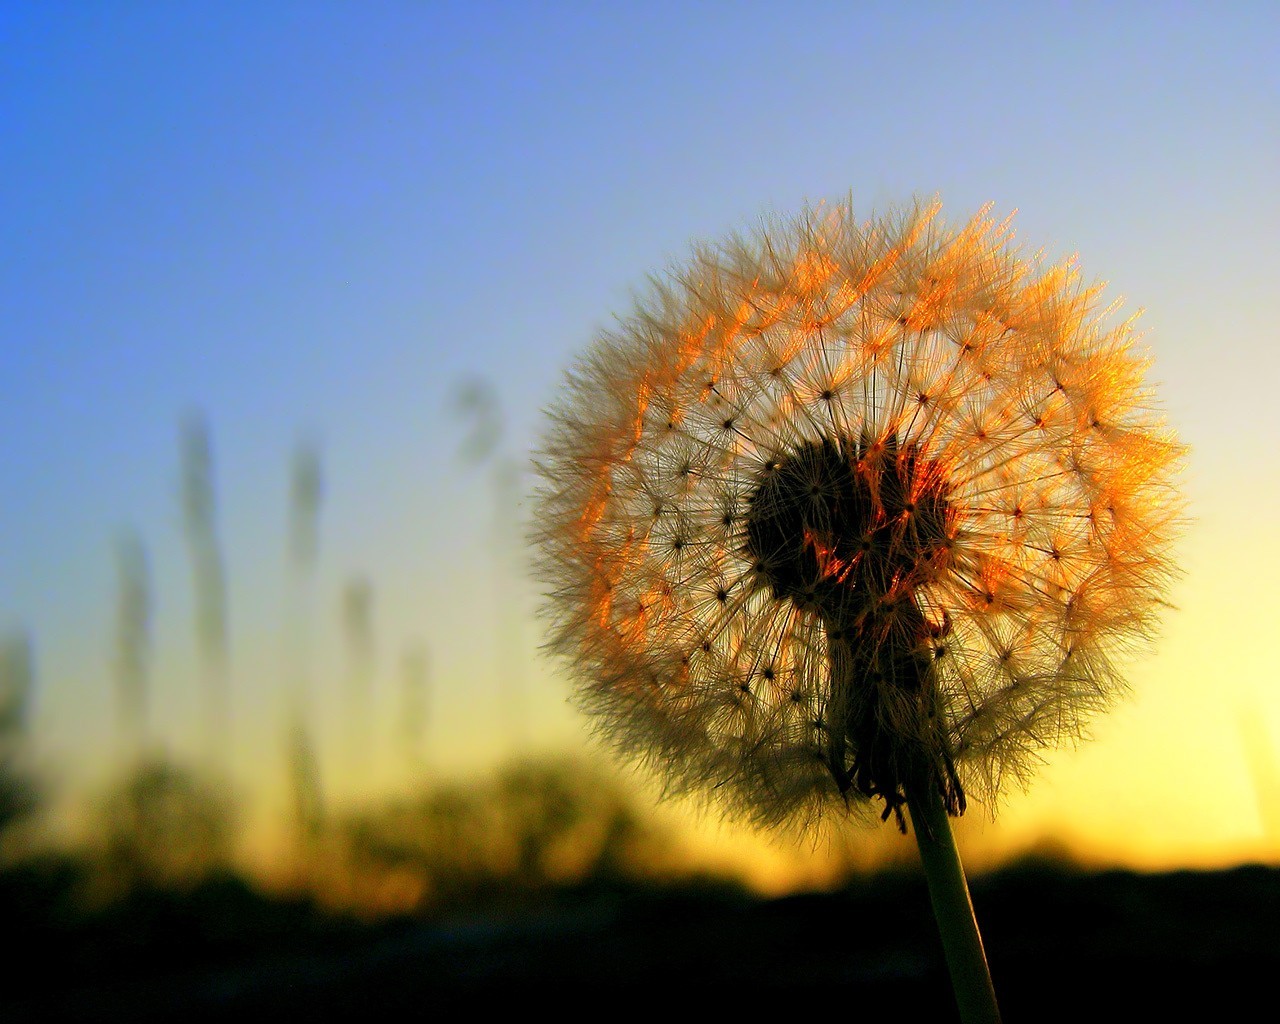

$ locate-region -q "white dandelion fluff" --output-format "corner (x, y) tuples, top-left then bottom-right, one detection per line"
(533, 198), (1183, 836)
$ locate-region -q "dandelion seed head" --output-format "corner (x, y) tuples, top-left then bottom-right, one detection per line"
(533, 198), (1184, 833)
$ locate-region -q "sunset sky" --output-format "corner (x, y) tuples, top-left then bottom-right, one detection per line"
(3, 2), (1279, 882)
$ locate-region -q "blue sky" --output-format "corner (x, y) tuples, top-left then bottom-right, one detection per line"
(2, 2), (1278, 867)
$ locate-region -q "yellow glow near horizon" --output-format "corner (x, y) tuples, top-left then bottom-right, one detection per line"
(27, 446), (1280, 901)
(25, 453), (1280, 908)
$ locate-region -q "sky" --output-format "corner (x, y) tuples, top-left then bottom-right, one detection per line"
(2, 2), (1279, 881)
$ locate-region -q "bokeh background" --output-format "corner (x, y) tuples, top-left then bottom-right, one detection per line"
(2, 2), (1279, 1013)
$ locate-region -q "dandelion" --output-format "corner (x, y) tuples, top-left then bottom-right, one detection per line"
(533, 198), (1183, 1020)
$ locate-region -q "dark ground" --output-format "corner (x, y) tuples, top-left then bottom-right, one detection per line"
(4, 860), (1278, 1021)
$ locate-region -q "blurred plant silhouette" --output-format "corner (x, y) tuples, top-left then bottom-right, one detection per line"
(454, 375), (528, 750)
(112, 529), (152, 759)
(179, 412), (230, 770)
(284, 437), (329, 866)
(340, 575), (376, 791)
(334, 755), (670, 913)
(1239, 706), (1280, 850)
(398, 644), (429, 776)
(288, 721), (327, 848)
(289, 437), (324, 571)
(93, 756), (237, 895)
(0, 631), (37, 849)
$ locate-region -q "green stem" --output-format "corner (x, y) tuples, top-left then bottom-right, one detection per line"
(906, 782), (1002, 1024)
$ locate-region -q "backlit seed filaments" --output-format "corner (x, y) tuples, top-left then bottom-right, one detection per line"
(534, 199), (1183, 833)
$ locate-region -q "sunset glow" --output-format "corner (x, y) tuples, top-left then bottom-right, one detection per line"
(1, 4), (1278, 896)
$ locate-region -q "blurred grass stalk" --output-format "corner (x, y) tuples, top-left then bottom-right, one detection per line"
(454, 377), (526, 751)
(180, 413), (230, 772)
(287, 439), (326, 870)
(399, 645), (429, 776)
(342, 576), (375, 794)
(113, 530), (151, 760)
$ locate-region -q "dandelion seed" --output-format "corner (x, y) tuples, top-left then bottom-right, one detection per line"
(533, 197), (1183, 1021)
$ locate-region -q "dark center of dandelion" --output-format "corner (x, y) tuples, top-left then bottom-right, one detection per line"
(743, 433), (964, 829)
(744, 434), (952, 615)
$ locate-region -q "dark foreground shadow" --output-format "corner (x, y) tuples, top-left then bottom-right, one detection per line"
(3, 858), (1278, 1021)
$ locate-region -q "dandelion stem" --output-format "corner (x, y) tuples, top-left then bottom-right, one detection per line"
(906, 782), (1002, 1024)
